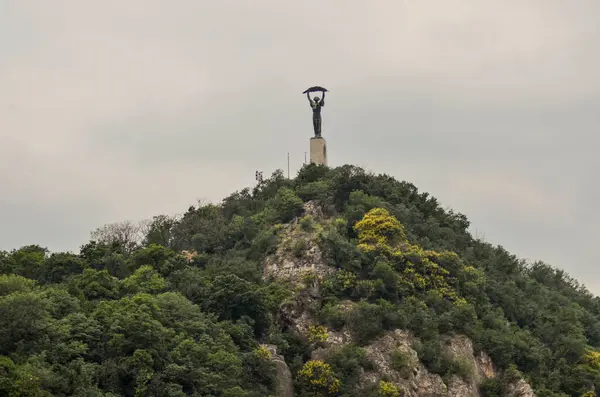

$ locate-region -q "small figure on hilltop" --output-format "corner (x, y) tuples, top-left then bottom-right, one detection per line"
(303, 86), (328, 138)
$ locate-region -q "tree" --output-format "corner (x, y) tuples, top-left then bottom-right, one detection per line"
(68, 269), (120, 300)
(90, 220), (151, 253)
(143, 215), (179, 248)
(40, 252), (88, 284)
(201, 274), (270, 335)
(267, 187), (304, 223)
(4, 245), (48, 280)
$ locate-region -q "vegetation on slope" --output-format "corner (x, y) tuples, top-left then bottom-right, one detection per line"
(1, 164), (599, 396)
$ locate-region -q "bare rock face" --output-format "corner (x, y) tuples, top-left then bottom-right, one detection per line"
(314, 330), (500, 397)
(476, 351), (495, 379)
(265, 201), (336, 340)
(442, 335), (495, 397)
(360, 330), (417, 383)
(446, 335), (493, 381)
(446, 376), (474, 397)
(263, 202), (333, 286)
(264, 344), (293, 397)
(302, 200), (325, 219)
(357, 330), (446, 397)
(411, 370), (448, 397)
(310, 327), (354, 361)
(505, 379), (536, 397)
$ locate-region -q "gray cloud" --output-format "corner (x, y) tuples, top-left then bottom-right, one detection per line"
(1, 0), (599, 292)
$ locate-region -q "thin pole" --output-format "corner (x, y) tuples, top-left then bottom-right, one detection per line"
(304, 152), (307, 164)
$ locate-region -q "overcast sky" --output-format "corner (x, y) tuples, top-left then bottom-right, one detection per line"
(1, 1), (599, 292)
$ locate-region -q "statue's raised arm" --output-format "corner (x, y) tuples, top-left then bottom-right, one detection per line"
(306, 92), (314, 106)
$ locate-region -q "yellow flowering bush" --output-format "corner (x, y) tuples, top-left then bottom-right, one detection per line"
(354, 208), (407, 249)
(378, 380), (401, 397)
(297, 360), (341, 396)
(583, 350), (600, 368)
(335, 270), (357, 290)
(254, 345), (271, 360)
(354, 208), (462, 301)
(308, 325), (329, 344)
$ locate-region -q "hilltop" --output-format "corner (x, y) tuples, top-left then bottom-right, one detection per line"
(1, 164), (599, 397)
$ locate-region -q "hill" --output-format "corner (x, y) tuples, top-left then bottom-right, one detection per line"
(1, 164), (599, 397)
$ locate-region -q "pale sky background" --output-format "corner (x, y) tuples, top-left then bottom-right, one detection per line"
(1, 1), (599, 292)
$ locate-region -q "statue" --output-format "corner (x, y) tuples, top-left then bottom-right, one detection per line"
(303, 86), (328, 137)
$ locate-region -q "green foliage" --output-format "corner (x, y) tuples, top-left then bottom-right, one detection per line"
(446, 356), (475, 381)
(0, 274), (37, 296)
(479, 365), (531, 397)
(144, 215), (177, 247)
(345, 300), (387, 345)
(122, 265), (167, 294)
(324, 344), (373, 395)
(41, 252), (88, 284)
(390, 349), (412, 378)
(268, 187), (304, 223)
(1, 245), (48, 280)
(129, 244), (186, 276)
(200, 274), (271, 336)
(479, 377), (503, 397)
(299, 214), (316, 232)
(2, 163), (600, 396)
(0, 290), (55, 356)
(68, 268), (120, 300)
(290, 239), (308, 258)
(296, 180), (331, 203)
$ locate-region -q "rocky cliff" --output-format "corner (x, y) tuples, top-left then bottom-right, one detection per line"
(263, 202), (536, 397)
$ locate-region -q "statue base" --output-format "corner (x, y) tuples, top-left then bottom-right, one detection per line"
(310, 136), (327, 166)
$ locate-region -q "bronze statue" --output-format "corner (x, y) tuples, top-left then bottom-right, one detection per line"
(303, 86), (328, 137)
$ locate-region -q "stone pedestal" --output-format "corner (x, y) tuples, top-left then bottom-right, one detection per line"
(310, 137), (327, 166)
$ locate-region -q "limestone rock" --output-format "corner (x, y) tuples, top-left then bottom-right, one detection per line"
(362, 330), (417, 383)
(412, 369), (447, 397)
(443, 334), (496, 384)
(476, 351), (495, 380)
(264, 201), (335, 341)
(505, 379), (536, 397)
(302, 200), (324, 219)
(447, 375), (477, 397)
(264, 344), (293, 397)
(356, 330), (448, 397)
(263, 201), (333, 286)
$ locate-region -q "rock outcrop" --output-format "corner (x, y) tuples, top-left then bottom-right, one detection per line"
(262, 201), (537, 397)
(505, 379), (536, 397)
(263, 202), (333, 286)
(317, 328), (495, 397)
(264, 344), (293, 397)
(359, 329), (448, 396)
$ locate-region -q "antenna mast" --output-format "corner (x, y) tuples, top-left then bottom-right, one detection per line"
(255, 170), (263, 185)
